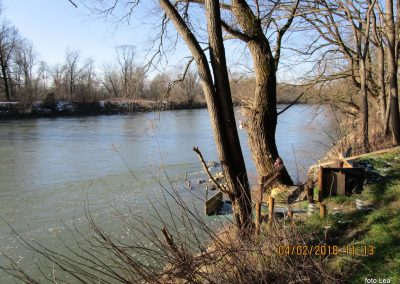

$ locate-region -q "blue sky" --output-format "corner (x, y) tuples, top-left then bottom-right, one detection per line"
(0, 0), (309, 81)
(1, 0), (170, 68)
(0, 0), (255, 74)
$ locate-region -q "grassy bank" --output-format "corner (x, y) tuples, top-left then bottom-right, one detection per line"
(302, 148), (400, 282)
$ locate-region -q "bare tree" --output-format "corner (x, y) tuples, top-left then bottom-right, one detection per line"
(102, 63), (120, 98)
(299, 0), (381, 151)
(343, 0), (376, 151)
(223, 0), (299, 184)
(116, 45), (146, 99)
(64, 49), (89, 101)
(50, 63), (66, 99)
(179, 68), (201, 105)
(147, 73), (170, 100)
(298, 0), (400, 149)
(370, 2), (387, 131)
(384, 0), (400, 145)
(0, 21), (18, 101)
(14, 39), (39, 103)
(76, 58), (98, 102)
(101, 46), (146, 99)
(37, 61), (49, 96)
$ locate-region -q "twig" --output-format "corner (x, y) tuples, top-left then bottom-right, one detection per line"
(192, 147), (227, 194)
(67, 0), (77, 8)
(161, 227), (179, 254)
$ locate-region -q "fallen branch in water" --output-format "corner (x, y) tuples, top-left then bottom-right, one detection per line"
(193, 147), (228, 194)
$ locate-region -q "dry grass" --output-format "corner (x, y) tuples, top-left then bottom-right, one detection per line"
(322, 112), (395, 163)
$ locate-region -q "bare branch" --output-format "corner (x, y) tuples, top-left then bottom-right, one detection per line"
(174, 0), (232, 10)
(193, 146), (228, 194)
(274, 0), (300, 70)
(221, 20), (252, 42)
(67, 0), (77, 8)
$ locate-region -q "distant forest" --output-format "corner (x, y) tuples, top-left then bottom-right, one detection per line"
(0, 9), (329, 106)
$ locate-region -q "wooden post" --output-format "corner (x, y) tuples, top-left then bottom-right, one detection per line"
(319, 203), (327, 218)
(306, 181), (314, 203)
(287, 209), (293, 220)
(255, 182), (264, 236)
(318, 166), (324, 202)
(268, 196), (275, 223)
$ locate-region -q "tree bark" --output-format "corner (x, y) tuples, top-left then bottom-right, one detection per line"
(205, 0), (253, 229)
(377, 46), (388, 133)
(231, 0), (293, 185)
(386, 0), (400, 145)
(0, 59), (10, 101)
(160, 0), (253, 231)
(359, 58), (370, 151)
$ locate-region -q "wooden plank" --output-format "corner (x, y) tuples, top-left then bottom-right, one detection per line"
(319, 203), (327, 218)
(309, 147), (400, 173)
(318, 166), (324, 202)
(309, 161), (338, 171)
(323, 170), (337, 197)
(205, 191), (223, 215)
(323, 167), (364, 177)
(338, 153), (353, 168)
(345, 146), (400, 162)
(336, 171), (346, 195)
(322, 167), (364, 197)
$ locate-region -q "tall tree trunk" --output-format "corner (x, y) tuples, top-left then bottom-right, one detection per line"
(384, 98), (391, 134)
(231, 0), (293, 185)
(0, 58), (10, 101)
(160, 0), (253, 231)
(205, 0), (252, 229)
(70, 73), (74, 101)
(377, 46), (388, 133)
(386, 0), (400, 145)
(359, 59), (370, 151)
(246, 41), (293, 184)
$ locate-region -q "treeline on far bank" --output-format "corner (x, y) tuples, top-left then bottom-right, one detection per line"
(0, 11), (323, 117)
(0, 37), (319, 112)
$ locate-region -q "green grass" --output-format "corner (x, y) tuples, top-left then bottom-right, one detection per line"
(302, 149), (400, 283)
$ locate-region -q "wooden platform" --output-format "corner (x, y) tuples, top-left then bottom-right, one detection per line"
(314, 147), (400, 201)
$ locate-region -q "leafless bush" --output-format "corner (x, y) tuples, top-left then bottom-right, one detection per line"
(1, 176), (338, 284)
(324, 109), (395, 160)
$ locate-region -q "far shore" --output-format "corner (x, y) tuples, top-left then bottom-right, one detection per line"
(0, 99), (312, 120)
(0, 99), (209, 120)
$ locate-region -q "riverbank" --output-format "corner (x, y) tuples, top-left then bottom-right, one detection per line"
(0, 99), (207, 119)
(0, 98), (316, 120)
(201, 147), (400, 283)
(302, 147), (400, 283)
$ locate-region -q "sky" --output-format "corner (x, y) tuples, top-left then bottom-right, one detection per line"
(0, 0), (179, 70)
(0, 0), (309, 81)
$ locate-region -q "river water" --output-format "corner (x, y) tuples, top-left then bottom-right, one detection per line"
(0, 105), (336, 282)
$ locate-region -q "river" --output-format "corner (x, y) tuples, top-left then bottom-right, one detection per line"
(0, 105), (337, 282)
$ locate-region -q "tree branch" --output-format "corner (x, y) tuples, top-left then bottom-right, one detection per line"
(193, 147), (228, 194)
(67, 0), (77, 8)
(274, 0), (300, 70)
(174, 0), (231, 10)
(220, 20), (252, 42)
